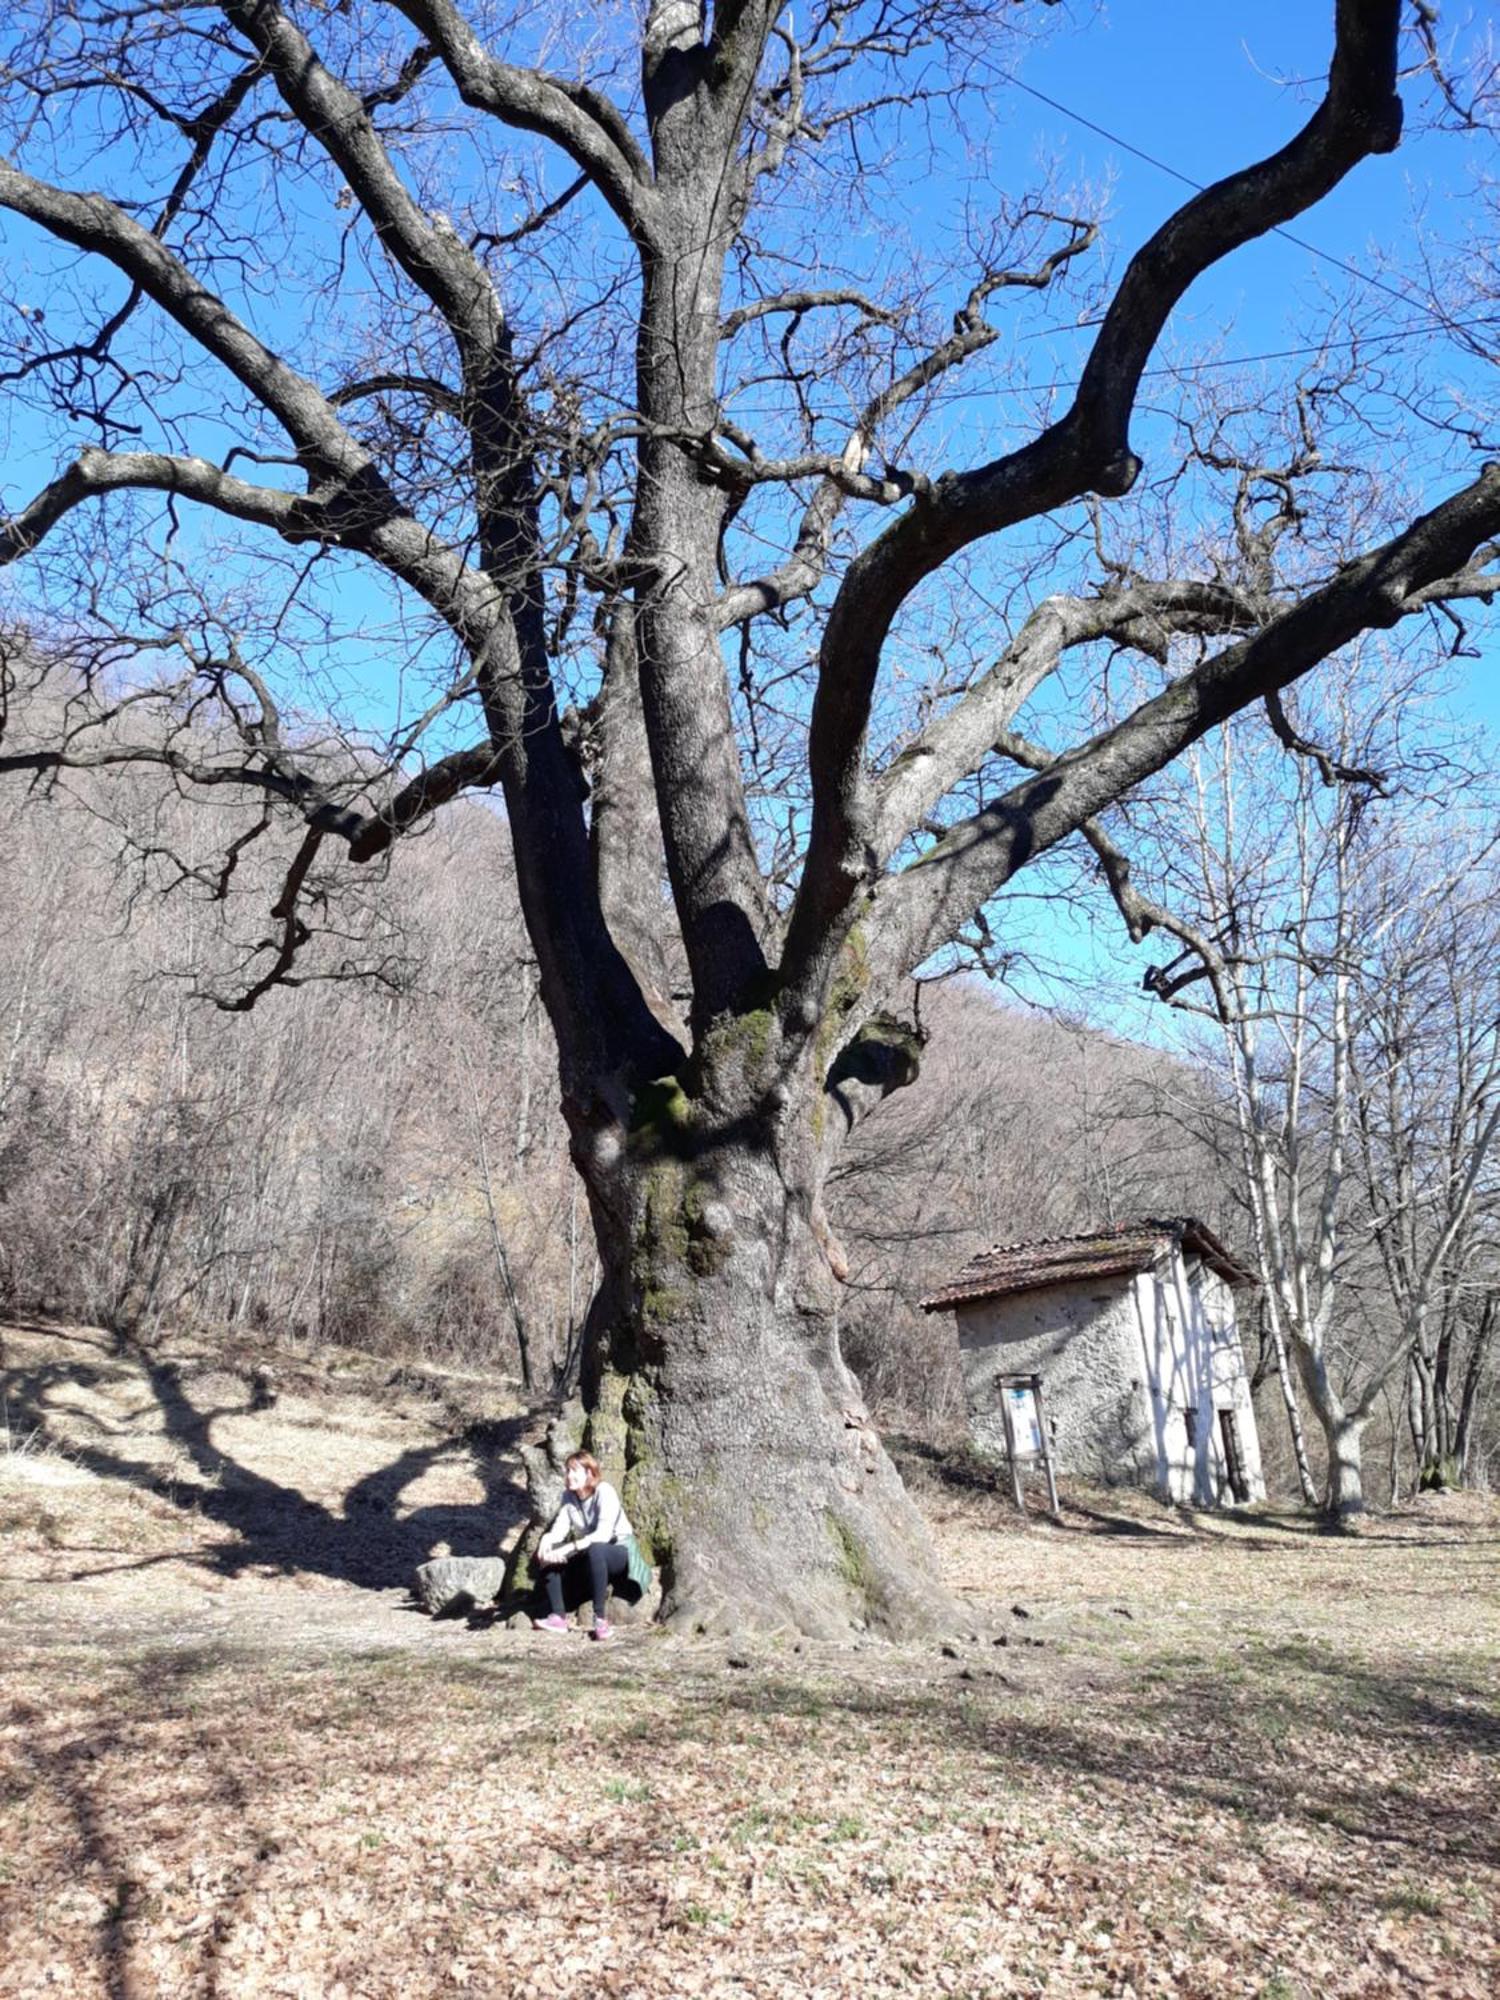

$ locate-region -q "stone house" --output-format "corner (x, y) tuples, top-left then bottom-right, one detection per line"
(920, 1218), (1266, 1507)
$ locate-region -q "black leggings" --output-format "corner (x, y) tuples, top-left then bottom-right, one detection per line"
(544, 1542), (629, 1620)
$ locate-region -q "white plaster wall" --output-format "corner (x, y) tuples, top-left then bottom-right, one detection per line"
(1132, 1266), (1199, 1503)
(1206, 1268), (1266, 1503)
(1135, 1258), (1266, 1505)
(955, 1278), (1156, 1484)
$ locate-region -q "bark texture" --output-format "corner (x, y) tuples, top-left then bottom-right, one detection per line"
(569, 1020), (943, 1638)
(1324, 1419), (1368, 1519)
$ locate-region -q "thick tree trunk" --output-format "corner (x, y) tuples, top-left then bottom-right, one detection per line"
(563, 1033), (948, 1639)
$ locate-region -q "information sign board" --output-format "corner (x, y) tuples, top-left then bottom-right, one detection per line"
(1007, 1383), (1043, 1459)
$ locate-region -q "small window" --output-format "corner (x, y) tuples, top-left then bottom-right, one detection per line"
(1182, 1407), (1198, 1448)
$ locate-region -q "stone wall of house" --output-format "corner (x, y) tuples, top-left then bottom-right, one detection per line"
(955, 1252), (1267, 1504)
(955, 1277), (1156, 1484)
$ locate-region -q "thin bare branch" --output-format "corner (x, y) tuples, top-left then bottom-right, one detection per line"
(384, 0), (657, 240)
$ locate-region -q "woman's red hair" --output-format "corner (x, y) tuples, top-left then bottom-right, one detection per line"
(565, 1451), (601, 1495)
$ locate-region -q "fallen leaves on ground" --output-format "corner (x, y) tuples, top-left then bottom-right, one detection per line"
(2, 1322), (1496, 1997)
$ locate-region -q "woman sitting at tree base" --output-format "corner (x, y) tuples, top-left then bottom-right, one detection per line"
(533, 1451), (649, 1641)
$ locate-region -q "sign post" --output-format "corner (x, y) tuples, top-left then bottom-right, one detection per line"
(994, 1372), (1062, 1523)
(997, 1376), (1025, 1516)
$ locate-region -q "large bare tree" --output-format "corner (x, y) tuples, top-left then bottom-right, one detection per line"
(2, 1), (1498, 1632)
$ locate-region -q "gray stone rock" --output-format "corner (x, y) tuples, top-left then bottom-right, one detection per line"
(412, 1556), (508, 1617)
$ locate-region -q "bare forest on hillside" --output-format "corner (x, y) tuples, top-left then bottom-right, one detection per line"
(5, 715), (1497, 1503)
(0, 739), (1231, 1409)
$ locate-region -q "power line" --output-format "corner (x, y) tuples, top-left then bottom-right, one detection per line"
(532, 68), (1496, 430)
(990, 312), (1496, 399)
(1002, 70), (1456, 333)
(556, 306), (1494, 432)
(721, 313), (1498, 417)
(713, 76), (1493, 422)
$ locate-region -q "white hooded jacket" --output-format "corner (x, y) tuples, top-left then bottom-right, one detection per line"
(537, 1480), (632, 1560)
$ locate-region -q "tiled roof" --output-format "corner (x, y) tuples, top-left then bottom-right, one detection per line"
(918, 1216), (1257, 1312)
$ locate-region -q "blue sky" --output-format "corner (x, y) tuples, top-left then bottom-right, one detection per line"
(920, 3), (1500, 1027)
(0, 1), (1494, 1034)
(2, 5), (1491, 683)
(1025, 1), (1438, 326)
(1013, 4), (1493, 529)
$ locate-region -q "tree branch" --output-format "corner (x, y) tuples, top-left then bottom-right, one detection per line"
(991, 727), (1241, 1020)
(719, 287), (899, 338)
(714, 227), (1098, 629)
(871, 578), (1264, 864)
(0, 449), (317, 563)
(384, 0), (657, 241)
(345, 744), (504, 861)
(222, 2), (504, 360)
(860, 459), (1500, 1006)
(0, 733), (371, 845)
(0, 164), (374, 478)
(329, 373), (464, 416)
(1263, 686), (1388, 791)
(783, 0), (1405, 996)
(213, 825), (327, 1013)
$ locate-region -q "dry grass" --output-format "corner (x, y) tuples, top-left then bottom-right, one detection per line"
(2, 1319), (1497, 1998)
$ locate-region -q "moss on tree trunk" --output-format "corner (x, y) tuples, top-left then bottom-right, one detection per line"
(558, 1032), (947, 1638)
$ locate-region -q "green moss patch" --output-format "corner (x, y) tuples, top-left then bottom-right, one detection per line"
(628, 1076), (697, 1161)
(825, 1510), (877, 1606)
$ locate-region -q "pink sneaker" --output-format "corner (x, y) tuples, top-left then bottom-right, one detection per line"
(590, 1618), (614, 1643)
(533, 1613), (570, 1634)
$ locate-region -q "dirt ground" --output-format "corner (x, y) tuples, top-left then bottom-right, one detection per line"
(2, 1318), (1496, 1999)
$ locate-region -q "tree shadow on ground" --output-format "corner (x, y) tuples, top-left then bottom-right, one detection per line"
(885, 1433), (1481, 1552)
(1, 1322), (530, 1591)
(624, 1645), (1500, 1879)
(1056, 1498), (1204, 1539)
(8, 1647), (280, 1999)
(890, 1435), (1223, 1540)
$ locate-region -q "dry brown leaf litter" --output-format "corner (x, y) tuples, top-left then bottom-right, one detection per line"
(2, 1319), (1497, 1998)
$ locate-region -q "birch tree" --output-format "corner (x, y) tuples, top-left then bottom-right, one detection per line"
(3, 2), (1499, 1627)
(1132, 720), (1374, 1510)
(1348, 843), (1500, 1489)
(1110, 686), (1499, 1515)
